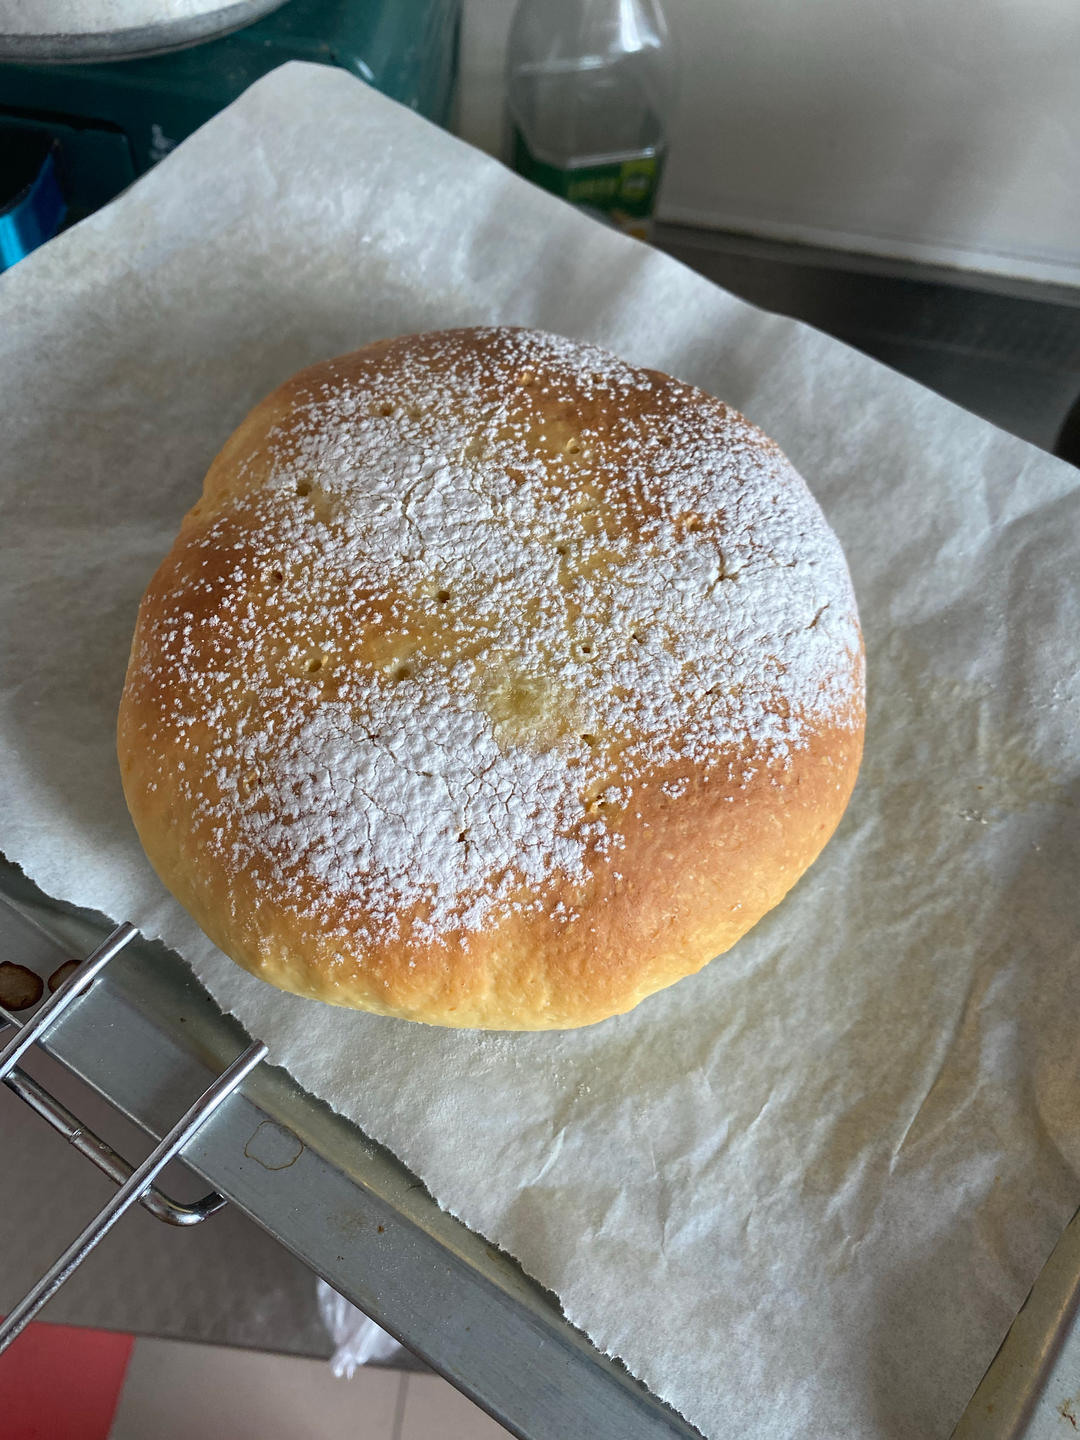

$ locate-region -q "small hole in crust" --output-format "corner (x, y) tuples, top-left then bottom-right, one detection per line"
(305, 654), (325, 674)
(629, 629), (644, 644)
(576, 641), (595, 658)
(435, 589), (451, 604)
(555, 544), (569, 557)
(296, 480), (313, 498)
(584, 784), (612, 815)
(457, 830), (468, 843)
(268, 567), (284, 585)
(564, 436), (581, 455)
(391, 664), (412, 682)
(581, 733), (598, 748)
(676, 512), (704, 536)
(378, 401), (393, 416)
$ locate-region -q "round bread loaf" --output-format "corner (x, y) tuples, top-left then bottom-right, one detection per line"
(118, 327), (864, 1030)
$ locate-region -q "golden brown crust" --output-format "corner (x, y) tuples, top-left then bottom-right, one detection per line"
(118, 327), (864, 1029)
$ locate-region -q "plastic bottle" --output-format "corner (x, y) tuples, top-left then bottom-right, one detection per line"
(506, 0), (675, 241)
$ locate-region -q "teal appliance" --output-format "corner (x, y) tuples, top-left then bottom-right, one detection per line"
(0, 0), (461, 267)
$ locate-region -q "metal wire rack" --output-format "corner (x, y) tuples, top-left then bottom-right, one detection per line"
(0, 919), (266, 1354)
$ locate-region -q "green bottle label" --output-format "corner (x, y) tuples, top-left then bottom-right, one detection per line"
(512, 128), (664, 238)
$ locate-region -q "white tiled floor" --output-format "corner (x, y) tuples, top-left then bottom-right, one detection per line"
(400, 1374), (509, 1440)
(107, 1336), (508, 1439)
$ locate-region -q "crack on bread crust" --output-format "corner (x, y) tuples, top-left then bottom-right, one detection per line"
(118, 327), (865, 1029)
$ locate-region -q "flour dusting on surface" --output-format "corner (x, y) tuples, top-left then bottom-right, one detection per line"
(130, 328), (862, 945)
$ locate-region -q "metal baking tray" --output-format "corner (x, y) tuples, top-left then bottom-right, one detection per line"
(0, 861), (702, 1440)
(4, 235), (1080, 1437)
(4, 862), (1080, 1440)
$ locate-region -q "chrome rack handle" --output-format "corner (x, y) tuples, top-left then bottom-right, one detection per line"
(0, 1038), (267, 1354)
(1, 920), (226, 1225)
(3, 1064), (228, 1227)
(0, 917), (268, 1353)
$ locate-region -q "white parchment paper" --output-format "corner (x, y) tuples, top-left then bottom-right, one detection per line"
(2, 62), (1079, 1440)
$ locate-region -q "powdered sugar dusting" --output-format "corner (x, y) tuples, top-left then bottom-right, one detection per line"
(133, 328), (862, 945)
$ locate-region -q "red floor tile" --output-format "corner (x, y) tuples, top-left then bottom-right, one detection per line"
(0, 1321), (134, 1440)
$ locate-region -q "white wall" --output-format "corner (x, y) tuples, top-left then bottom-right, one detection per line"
(459, 0), (1080, 286)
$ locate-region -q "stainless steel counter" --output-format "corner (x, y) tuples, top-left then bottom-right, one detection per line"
(657, 224), (1080, 455)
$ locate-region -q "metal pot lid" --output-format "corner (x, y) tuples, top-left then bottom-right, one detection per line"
(0, 0), (288, 63)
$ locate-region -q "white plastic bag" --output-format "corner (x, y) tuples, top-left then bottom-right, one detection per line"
(317, 1279), (403, 1376)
